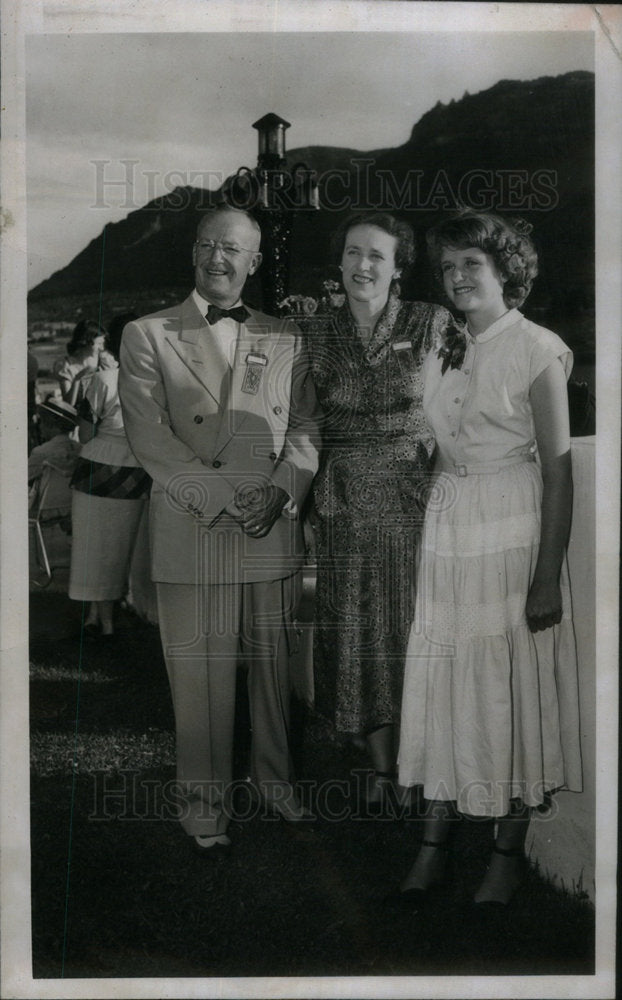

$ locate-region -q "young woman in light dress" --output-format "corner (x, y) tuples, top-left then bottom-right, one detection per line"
(396, 211), (582, 908)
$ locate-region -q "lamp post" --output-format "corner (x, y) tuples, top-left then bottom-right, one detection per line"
(223, 113), (319, 315)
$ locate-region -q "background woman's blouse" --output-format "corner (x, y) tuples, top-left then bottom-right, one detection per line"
(54, 356), (96, 402)
(423, 309), (573, 468)
(79, 367), (141, 468)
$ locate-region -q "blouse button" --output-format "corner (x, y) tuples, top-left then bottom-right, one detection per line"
(463, 369), (470, 375)
(453, 397), (461, 404)
(212, 460), (222, 469)
(450, 431), (456, 438)
(273, 406), (282, 415)
(194, 415), (203, 424)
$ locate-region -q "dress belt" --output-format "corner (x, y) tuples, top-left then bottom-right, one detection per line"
(435, 452), (536, 476)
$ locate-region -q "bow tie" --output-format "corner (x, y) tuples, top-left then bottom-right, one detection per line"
(206, 303), (250, 326)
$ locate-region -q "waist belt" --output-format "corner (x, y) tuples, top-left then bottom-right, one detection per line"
(436, 452), (536, 476)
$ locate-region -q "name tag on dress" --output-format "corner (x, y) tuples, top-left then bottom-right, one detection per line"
(392, 340), (418, 374)
(242, 353), (268, 395)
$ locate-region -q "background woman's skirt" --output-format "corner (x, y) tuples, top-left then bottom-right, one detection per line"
(69, 491), (147, 601)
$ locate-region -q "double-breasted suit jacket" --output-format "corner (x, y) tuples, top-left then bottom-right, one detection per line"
(119, 294), (321, 585)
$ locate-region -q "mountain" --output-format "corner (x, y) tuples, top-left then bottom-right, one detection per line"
(29, 70), (594, 355)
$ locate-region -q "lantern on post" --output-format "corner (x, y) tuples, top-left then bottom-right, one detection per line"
(223, 113), (319, 314)
(254, 112), (290, 166)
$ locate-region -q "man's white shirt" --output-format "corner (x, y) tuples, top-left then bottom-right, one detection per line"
(192, 288), (242, 368)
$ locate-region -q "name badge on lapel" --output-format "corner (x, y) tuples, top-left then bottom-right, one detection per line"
(392, 340), (417, 375)
(242, 352), (268, 395)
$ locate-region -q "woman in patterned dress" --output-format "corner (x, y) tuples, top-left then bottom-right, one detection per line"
(307, 212), (453, 809)
(69, 313), (151, 638)
(396, 211), (581, 907)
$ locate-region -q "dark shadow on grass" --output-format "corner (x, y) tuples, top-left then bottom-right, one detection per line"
(30, 590), (595, 979)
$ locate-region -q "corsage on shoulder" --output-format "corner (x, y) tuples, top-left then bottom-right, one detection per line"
(437, 321), (468, 375)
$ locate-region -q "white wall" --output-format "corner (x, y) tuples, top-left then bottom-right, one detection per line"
(528, 437), (595, 900)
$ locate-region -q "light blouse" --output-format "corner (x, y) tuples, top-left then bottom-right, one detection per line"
(423, 309), (573, 469)
(79, 367), (141, 468)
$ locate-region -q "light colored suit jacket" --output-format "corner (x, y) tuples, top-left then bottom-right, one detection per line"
(119, 294), (321, 584)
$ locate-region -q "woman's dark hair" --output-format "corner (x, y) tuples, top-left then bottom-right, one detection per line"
(331, 211), (416, 276)
(426, 210), (539, 309)
(67, 319), (107, 355)
(106, 312), (138, 361)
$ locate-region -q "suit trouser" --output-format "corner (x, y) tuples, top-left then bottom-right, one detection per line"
(156, 573), (301, 836)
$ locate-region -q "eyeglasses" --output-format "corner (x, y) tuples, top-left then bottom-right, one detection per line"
(195, 239), (257, 259)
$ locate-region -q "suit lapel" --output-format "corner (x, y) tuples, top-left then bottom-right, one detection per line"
(165, 296), (229, 408)
(212, 308), (278, 458)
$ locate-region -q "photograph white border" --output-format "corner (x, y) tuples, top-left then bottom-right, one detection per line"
(1, 2), (619, 998)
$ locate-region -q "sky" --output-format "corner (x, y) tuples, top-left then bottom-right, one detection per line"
(26, 30), (593, 289)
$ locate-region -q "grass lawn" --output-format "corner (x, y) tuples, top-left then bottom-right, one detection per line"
(29, 588), (595, 981)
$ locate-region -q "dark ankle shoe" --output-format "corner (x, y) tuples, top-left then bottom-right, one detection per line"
(383, 838), (451, 911)
(473, 843), (526, 909)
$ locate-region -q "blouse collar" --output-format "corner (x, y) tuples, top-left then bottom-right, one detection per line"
(338, 291), (403, 365)
(467, 308), (521, 344)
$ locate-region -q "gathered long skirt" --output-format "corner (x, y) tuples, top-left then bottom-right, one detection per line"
(69, 490), (147, 602)
(398, 462), (582, 817)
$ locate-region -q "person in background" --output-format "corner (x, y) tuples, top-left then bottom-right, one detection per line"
(28, 397), (80, 485)
(55, 319), (106, 407)
(396, 210), (581, 909)
(68, 313), (151, 638)
(306, 211), (454, 813)
(27, 348), (41, 452)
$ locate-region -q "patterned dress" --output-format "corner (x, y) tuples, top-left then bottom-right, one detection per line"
(307, 294), (452, 734)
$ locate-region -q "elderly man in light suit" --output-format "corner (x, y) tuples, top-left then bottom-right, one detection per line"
(119, 205), (321, 853)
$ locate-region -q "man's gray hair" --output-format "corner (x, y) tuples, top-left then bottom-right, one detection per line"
(196, 204), (262, 243)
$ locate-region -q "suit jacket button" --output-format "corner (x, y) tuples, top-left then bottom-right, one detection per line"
(212, 460), (221, 468)
(269, 452), (277, 461)
(194, 415), (203, 424)
(273, 406), (282, 415)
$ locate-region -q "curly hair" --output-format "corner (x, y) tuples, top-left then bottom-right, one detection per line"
(331, 211), (416, 276)
(426, 210), (539, 309)
(67, 319), (107, 355)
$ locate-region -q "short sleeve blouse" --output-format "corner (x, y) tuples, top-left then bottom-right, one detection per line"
(423, 309), (573, 468)
(79, 367), (141, 467)
(54, 356), (96, 403)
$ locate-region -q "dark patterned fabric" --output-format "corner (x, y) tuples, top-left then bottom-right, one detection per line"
(70, 457), (152, 499)
(306, 296), (452, 734)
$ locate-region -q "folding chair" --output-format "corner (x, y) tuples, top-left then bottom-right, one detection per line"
(28, 461), (73, 586)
